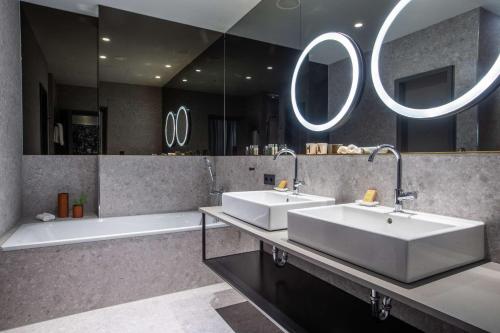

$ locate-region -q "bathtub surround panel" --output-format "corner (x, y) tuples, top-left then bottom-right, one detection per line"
(98, 156), (211, 217)
(215, 154), (500, 262)
(0, 0), (23, 236)
(22, 156), (98, 218)
(0, 226), (258, 330)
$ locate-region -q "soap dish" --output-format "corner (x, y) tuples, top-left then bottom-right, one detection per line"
(355, 200), (379, 207)
(274, 187), (290, 192)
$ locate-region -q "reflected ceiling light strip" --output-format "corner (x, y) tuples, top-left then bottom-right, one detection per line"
(371, 0), (500, 119)
(176, 106), (190, 147)
(291, 32), (364, 132)
(165, 111), (176, 148)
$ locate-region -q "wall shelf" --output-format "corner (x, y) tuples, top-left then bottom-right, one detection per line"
(205, 250), (420, 333)
(201, 206), (500, 333)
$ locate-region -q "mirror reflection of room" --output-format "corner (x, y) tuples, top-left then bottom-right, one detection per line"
(21, 2), (98, 155)
(225, 0), (500, 155)
(20, 0), (500, 156)
(98, 6), (224, 155)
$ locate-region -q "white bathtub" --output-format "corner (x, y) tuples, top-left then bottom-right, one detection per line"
(1, 211), (224, 251)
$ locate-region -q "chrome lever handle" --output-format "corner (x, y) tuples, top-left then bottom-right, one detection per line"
(398, 191), (418, 201)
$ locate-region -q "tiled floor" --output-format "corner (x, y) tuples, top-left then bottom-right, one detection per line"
(3, 283), (273, 333)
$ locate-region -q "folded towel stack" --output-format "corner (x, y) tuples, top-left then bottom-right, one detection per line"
(36, 212), (56, 222)
(337, 144), (363, 154)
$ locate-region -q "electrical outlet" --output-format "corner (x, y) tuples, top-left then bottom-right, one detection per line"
(264, 174), (276, 185)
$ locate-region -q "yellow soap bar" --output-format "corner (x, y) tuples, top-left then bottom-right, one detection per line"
(277, 180), (288, 189)
(363, 189), (377, 202)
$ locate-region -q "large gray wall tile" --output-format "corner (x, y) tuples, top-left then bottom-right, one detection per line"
(0, 0), (23, 235)
(215, 154), (500, 261)
(99, 156), (211, 217)
(22, 156), (98, 217)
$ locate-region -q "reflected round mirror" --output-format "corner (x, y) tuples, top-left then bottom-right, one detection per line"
(175, 106), (190, 147)
(291, 32), (364, 132)
(165, 111), (176, 148)
(371, 0), (500, 119)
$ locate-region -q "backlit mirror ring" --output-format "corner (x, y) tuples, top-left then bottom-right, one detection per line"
(291, 32), (364, 132)
(175, 106), (190, 147)
(371, 0), (500, 119)
(165, 111), (176, 148)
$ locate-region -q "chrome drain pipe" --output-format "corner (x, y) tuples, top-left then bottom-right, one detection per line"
(272, 246), (288, 267)
(370, 290), (392, 321)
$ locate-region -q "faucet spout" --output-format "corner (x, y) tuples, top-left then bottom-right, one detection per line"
(368, 144), (416, 212)
(274, 149), (301, 195)
(368, 144), (402, 191)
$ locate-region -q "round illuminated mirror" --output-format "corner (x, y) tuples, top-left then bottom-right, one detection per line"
(371, 0), (500, 119)
(291, 32), (364, 132)
(175, 106), (190, 147)
(165, 111), (176, 148)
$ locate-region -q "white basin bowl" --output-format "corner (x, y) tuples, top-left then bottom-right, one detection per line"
(222, 191), (335, 231)
(288, 204), (485, 283)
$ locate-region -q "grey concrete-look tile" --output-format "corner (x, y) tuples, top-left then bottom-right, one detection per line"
(3, 283), (236, 333)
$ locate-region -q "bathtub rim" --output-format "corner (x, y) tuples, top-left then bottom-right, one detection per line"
(1, 212), (227, 252)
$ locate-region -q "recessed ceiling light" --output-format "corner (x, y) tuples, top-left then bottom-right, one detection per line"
(195, 69), (202, 73)
(101, 37), (111, 42)
(245, 76), (252, 80)
(155, 75), (161, 79)
(182, 78), (188, 82)
(267, 66), (273, 70)
(354, 22), (364, 29)
(99, 55), (107, 59)
(165, 64), (172, 68)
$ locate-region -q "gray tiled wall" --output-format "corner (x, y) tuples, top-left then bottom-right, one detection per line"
(98, 156), (211, 217)
(0, 0), (23, 235)
(22, 156), (98, 218)
(215, 154), (500, 262)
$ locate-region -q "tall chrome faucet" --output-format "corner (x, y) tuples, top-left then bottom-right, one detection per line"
(274, 148), (303, 195)
(368, 144), (417, 212)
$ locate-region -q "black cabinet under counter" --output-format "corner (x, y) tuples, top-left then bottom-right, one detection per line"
(205, 250), (420, 333)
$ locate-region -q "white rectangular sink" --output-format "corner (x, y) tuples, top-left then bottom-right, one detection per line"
(288, 204), (485, 283)
(222, 191), (335, 230)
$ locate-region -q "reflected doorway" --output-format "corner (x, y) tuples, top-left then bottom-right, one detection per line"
(396, 66), (456, 152)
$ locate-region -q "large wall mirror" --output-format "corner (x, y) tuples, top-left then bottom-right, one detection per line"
(225, 0), (500, 155)
(21, 0), (499, 155)
(98, 6), (223, 155)
(21, 2), (98, 155)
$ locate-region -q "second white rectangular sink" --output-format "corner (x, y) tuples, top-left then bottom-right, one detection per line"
(222, 191), (335, 230)
(288, 204), (485, 283)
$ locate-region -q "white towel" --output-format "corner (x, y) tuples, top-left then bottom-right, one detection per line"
(53, 123), (64, 146)
(53, 125), (59, 144)
(36, 212), (56, 222)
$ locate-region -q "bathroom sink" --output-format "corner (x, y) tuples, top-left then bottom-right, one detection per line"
(222, 191), (334, 230)
(288, 204), (485, 283)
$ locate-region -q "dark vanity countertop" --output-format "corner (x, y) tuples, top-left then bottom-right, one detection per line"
(200, 206), (500, 333)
